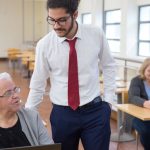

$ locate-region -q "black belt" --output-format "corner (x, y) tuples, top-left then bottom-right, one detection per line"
(53, 96), (102, 110)
(78, 96), (102, 109)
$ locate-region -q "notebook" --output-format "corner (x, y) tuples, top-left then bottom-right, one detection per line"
(2, 144), (61, 150)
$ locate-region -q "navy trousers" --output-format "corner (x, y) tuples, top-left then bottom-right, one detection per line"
(50, 97), (111, 150)
(133, 118), (150, 150)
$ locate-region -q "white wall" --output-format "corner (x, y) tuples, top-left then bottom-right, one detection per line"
(0, 0), (23, 57)
(0, 0), (48, 58)
(105, 0), (121, 10)
(24, 0), (34, 42)
(137, 0), (150, 5)
(120, 0), (138, 58)
(79, 0), (150, 60)
(1, 0), (150, 58)
(78, 0), (103, 27)
(24, 0), (47, 43)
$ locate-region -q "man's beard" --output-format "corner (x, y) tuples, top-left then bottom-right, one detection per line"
(54, 17), (74, 37)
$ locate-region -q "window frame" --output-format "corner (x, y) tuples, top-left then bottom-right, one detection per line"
(81, 13), (92, 25)
(138, 5), (150, 57)
(104, 9), (121, 53)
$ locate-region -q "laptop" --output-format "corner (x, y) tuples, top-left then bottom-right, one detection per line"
(2, 144), (61, 150)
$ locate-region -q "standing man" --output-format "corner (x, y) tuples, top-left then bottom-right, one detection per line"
(26, 0), (116, 150)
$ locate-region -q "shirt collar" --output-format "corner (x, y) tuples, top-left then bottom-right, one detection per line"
(57, 23), (82, 43)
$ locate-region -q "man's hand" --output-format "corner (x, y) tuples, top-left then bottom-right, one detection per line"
(108, 102), (112, 110)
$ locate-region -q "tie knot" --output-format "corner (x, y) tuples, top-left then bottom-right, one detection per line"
(66, 37), (77, 48)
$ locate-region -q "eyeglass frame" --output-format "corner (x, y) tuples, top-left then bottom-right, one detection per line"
(0, 87), (21, 98)
(47, 15), (71, 26)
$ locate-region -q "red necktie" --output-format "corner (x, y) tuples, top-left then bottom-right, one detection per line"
(67, 38), (80, 110)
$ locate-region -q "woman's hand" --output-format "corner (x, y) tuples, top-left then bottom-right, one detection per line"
(143, 100), (150, 109)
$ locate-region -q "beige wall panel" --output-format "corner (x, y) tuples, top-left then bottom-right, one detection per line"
(23, 0), (34, 42)
(0, 0), (23, 58)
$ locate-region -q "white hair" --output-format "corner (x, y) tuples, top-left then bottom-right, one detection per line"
(0, 72), (12, 81)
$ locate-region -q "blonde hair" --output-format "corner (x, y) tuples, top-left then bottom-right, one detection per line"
(139, 58), (150, 80)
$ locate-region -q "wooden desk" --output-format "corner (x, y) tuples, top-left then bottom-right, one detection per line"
(114, 104), (150, 147)
(116, 104), (150, 121)
(106, 83), (136, 142)
(111, 103), (138, 143)
(116, 104), (150, 149)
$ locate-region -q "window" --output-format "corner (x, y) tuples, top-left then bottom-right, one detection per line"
(138, 5), (150, 57)
(81, 13), (92, 25)
(104, 9), (121, 53)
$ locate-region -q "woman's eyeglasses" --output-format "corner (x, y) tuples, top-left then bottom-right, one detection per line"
(0, 87), (21, 98)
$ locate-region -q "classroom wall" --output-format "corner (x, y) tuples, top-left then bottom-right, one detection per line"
(78, 0), (103, 27)
(137, 0), (150, 5)
(0, 0), (150, 58)
(0, 0), (23, 57)
(105, 0), (121, 10)
(79, 0), (150, 60)
(78, 0), (121, 28)
(23, 0), (47, 43)
(79, 0), (150, 80)
(0, 0), (47, 58)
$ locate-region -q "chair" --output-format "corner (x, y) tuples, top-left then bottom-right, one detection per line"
(20, 51), (35, 78)
(7, 48), (21, 69)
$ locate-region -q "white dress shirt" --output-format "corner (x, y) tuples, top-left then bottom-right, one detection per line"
(25, 24), (116, 108)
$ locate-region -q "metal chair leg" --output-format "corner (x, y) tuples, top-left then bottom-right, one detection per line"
(117, 123), (125, 150)
(135, 130), (139, 150)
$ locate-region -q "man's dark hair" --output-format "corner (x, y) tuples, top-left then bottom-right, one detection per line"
(47, 0), (80, 14)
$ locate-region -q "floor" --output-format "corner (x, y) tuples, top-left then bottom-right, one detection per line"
(0, 60), (144, 150)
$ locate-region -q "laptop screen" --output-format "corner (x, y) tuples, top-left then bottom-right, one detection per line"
(2, 144), (61, 150)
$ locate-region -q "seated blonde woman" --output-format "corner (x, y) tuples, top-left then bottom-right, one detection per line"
(128, 58), (150, 150)
(0, 72), (53, 149)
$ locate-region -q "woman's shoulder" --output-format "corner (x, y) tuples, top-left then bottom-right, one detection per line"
(131, 75), (143, 84)
(132, 75), (141, 81)
(18, 107), (39, 118)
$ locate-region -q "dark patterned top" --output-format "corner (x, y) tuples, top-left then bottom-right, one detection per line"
(0, 118), (31, 148)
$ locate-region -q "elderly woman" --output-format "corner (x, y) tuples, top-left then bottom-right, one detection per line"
(0, 72), (53, 149)
(129, 58), (150, 150)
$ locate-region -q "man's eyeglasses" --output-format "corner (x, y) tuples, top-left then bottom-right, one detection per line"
(47, 15), (71, 26)
(0, 87), (21, 98)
